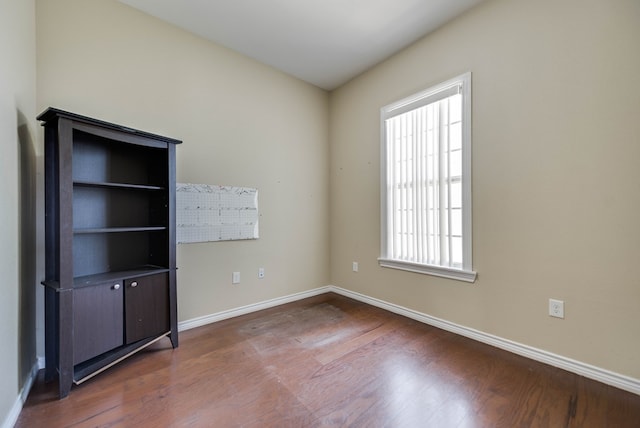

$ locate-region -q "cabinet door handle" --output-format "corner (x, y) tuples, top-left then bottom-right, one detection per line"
(113, 283), (120, 290)
(130, 281), (138, 288)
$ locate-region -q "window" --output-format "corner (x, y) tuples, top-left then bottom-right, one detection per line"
(379, 72), (476, 282)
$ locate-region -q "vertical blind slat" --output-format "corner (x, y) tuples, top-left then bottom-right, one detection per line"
(388, 118), (396, 259)
(446, 99), (453, 266)
(432, 103), (440, 265)
(411, 110), (420, 262)
(401, 114), (407, 259)
(418, 109), (423, 262)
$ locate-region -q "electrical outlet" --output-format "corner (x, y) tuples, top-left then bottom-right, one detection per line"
(352, 261), (359, 272)
(549, 299), (564, 319)
(258, 267), (265, 279)
(232, 272), (240, 284)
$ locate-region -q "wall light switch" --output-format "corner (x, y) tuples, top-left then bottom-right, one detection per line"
(232, 272), (240, 284)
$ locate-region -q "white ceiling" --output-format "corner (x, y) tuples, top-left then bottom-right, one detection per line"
(119, 0), (484, 91)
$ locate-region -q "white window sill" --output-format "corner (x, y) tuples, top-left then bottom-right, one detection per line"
(378, 258), (477, 283)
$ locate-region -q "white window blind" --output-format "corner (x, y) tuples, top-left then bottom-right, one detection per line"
(379, 73), (476, 282)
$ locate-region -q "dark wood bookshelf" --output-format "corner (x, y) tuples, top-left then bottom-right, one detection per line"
(39, 107), (182, 399)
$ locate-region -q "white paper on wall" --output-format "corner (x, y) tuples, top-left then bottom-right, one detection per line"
(176, 183), (259, 243)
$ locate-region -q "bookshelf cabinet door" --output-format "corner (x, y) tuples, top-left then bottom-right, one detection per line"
(125, 273), (170, 344)
(73, 282), (124, 364)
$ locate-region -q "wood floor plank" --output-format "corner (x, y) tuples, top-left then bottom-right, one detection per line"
(16, 293), (640, 427)
(314, 319), (401, 365)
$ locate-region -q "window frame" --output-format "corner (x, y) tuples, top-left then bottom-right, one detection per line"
(378, 72), (476, 283)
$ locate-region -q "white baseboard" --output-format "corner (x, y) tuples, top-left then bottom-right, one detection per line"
(328, 285), (640, 397)
(2, 359), (42, 428)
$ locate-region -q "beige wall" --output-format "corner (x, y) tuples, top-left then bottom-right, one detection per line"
(330, 0), (640, 379)
(0, 0), (37, 423)
(36, 0), (330, 321)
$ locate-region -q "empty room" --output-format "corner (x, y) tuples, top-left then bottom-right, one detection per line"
(2, 0), (640, 426)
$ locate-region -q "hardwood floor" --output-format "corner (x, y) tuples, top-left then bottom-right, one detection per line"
(17, 293), (640, 427)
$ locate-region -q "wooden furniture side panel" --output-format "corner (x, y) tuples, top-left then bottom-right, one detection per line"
(167, 144), (178, 348)
(55, 118), (75, 398)
(43, 123), (60, 384)
(125, 273), (169, 344)
(73, 282), (124, 364)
